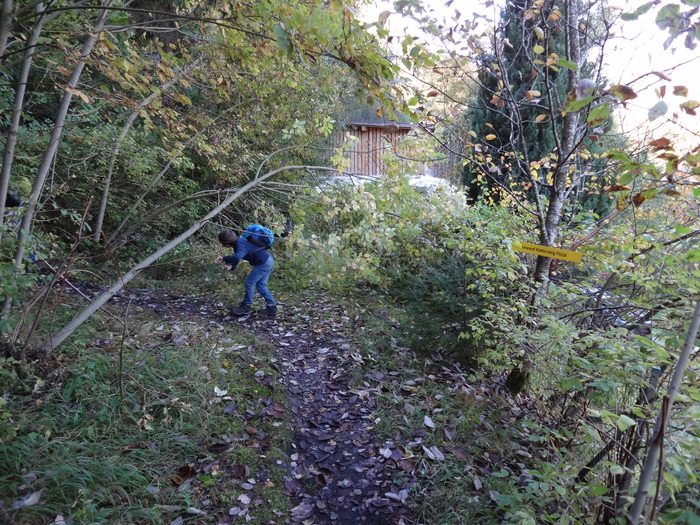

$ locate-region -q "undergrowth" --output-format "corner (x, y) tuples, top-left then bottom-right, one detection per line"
(1, 297), (291, 524)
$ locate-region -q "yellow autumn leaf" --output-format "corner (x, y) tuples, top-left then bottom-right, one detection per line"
(64, 86), (92, 103)
(485, 134), (497, 140)
(175, 94), (192, 105)
(535, 114), (547, 123)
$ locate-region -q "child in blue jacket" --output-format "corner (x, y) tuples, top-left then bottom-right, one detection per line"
(215, 229), (277, 317)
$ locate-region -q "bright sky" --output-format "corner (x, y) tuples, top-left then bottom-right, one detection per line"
(364, 0), (700, 145)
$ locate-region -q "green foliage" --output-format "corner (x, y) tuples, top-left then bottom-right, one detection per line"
(287, 175), (536, 365)
(621, 0), (700, 49)
(283, 167), (700, 521)
(1, 0), (413, 313)
(0, 313), (289, 524)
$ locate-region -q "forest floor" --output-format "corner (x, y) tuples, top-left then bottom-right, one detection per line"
(2, 280), (541, 525)
(108, 286), (415, 524)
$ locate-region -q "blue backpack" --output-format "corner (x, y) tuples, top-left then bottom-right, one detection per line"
(242, 224), (274, 249)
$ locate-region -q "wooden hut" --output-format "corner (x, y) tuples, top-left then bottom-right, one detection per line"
(332, 120), (429, 177)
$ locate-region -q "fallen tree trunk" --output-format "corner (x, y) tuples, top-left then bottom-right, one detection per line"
(38, 164), (337, 355)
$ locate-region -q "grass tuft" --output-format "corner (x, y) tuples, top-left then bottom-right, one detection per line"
(1, 299), (291, 524)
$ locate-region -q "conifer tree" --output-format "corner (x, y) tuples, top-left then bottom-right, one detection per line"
(464, 0), (614, 219)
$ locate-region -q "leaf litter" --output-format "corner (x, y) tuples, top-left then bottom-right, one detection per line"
(70, 284), (413, 524)
(65, 283), (548, 524)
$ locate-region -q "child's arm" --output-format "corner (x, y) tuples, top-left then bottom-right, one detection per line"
(220, 241), (249, 270)
(215, 256), (232, 270)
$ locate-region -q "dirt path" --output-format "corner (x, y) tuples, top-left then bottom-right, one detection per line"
(102, 286), (415, 524)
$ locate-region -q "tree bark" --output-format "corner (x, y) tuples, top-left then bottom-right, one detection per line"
(0, 0), (13, 60)
(2, 0), (113, 319)
(533, 0), (582, 283)
(38, 165), (337, 354)
(0, 2), (44, 243)
(627, 298), (700, 523)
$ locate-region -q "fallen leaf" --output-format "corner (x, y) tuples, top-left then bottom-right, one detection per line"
(448, 447), (469, 459)
(172, 465), (197, 485)
(230, 464), (249, 478)
(290, 502), (314, 520)
(430, 445), (445, 461)
(11, 490), (42, 509)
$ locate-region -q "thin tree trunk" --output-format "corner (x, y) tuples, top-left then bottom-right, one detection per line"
(627, 298), (700, 523)
(93, 58), (202, 238)
(0, 0), (13, 59)
(533, 0), (582, 283)
(2, 0), (113, 319)
(0, 2), (44, 243)
(38, 165), (337, 354)
(105, 104), (239, 247)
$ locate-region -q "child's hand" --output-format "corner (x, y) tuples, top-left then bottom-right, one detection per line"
(215, 256), (232, 270)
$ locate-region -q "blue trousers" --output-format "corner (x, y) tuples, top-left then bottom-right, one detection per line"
(242, 257), (275, 306)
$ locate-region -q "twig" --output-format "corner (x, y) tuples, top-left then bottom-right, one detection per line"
(118, 298), (132, 406)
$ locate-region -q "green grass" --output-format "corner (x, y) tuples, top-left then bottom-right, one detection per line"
(1, 300), (291, 524)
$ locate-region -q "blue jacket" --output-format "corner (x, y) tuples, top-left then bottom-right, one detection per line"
(222, 239), (271, 270)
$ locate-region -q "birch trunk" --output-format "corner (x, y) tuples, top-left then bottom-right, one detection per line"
(38, 165), (337, 354)
(2, 0), (113, 319)
(533, 0), (582, 283)
(0, 2), (44, 243)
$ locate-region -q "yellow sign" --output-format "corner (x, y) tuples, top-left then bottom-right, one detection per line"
(513, 242), (582, 263)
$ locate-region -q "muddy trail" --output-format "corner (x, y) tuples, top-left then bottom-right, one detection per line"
(84, 284), (416, 524)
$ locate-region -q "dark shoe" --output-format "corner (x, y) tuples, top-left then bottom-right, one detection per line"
(230, 304), (252, 316)
(258, 304), (278, 317)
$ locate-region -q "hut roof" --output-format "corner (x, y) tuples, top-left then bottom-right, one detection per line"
(346, 120), (414, 130)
